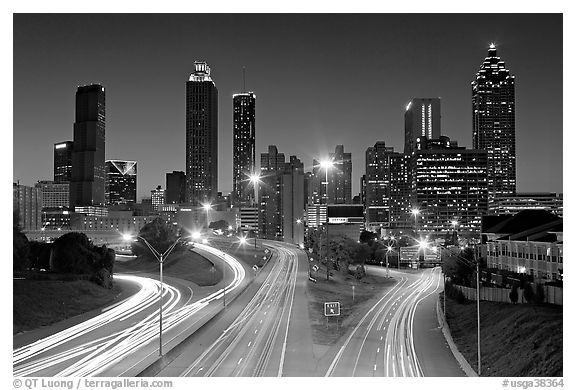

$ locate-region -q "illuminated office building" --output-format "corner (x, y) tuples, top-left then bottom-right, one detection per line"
(412, 136), (488, 237)
(166, 171), (186, 204)
(54, 141), (73, 183)
(185, 61), (218, 205)
(232, 92), (256, 207)
(70, 84), (106, 208)
(105, 160), (137, 205)
(472, 44), (516, 207)
(404, 98), (441, 154)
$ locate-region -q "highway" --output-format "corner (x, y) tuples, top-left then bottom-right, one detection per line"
(325, 266), (465, 377)
(152, 240), (314, 377)
(13, 244), (245, 377)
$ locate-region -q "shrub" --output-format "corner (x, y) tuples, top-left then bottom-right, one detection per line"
(509, 286), (519, 304)
(13, 228), (30, 272)
(523, 283), (534, 303)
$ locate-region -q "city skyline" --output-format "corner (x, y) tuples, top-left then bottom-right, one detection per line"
(13, 14), (563, 199)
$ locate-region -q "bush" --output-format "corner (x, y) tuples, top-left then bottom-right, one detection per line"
(509, 286), (519, 304)
(29, 241), (52, 270)
(535, 284), (546, 304)
(13, 228), (30, 272)
(523, 283), (534, 303)
(50, 233), (115, 279)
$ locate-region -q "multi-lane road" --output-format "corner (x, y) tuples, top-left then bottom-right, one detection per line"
(14, 240), (464, 377)
(154, 240), (315, 377)
(13, 244), (245, 377)
(325, 266), (464, 377)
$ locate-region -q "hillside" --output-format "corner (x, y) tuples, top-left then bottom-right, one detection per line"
(445, 297), (563, 377)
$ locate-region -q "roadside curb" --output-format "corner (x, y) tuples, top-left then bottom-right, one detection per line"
(436, 295), (478, 377)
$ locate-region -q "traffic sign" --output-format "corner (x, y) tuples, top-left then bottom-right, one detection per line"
(265, 249), (270, 254)
(252, 265), (259, 272)
(324, 302), (340, 316)
(400, 246), (420, 263)
(312, 265), (319, 272)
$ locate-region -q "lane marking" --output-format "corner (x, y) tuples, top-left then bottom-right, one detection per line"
(248, 341), (252, 347)
(238, 358), (243, 365)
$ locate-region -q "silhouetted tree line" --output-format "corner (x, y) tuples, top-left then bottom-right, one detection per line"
(13, 213), (115, 288)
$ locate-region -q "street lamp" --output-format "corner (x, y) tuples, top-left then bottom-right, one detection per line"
(411, 208), (420, 239)
(122, 233), (183, 356)
(202, 203), (212, 230)
(319, 158), (334, 280)
(451, 220), (459, 246)
(249, 173), (261, 248)
(386, 245), (393, 277)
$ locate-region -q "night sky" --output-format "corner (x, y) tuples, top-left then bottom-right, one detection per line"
(13, 14), (563, 200)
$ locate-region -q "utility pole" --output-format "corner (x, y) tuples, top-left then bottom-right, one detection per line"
(476, 257), (481, 375)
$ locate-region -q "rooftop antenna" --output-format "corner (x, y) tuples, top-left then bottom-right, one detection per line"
(242, 66), (246, 92)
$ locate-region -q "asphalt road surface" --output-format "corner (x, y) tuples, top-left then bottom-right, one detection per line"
(325, 266), (465, 377)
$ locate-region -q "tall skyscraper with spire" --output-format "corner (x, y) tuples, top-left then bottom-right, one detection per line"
(472, 44), (516, 208)
(186, 61), (218, 205)
(232, 69), (256, 207)
(404, 97), (441, 154)
(70, 84), (106, 208)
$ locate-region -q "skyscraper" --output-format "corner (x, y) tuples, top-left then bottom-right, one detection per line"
(70, 84), (106, 208)
(13, 183), (42, 230)
(54, 141), (73, 183)
(166, 171), (186, 204)
(105, 160), (137, 205)
(151, 185), (165, 211)
(186, 62), (218, 205)
(259, 145), (285, 239)
(404, 98), (441, 154)
(365, 141), (395, 229)
(232, 92), (256, 207)
(328, 145), (352, 204)
(472, 44), (516, 207)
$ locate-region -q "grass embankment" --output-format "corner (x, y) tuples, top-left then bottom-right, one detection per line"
(13, 279), (122, 334)
(307, 263), (397, 345)
(445, 296), (562, 377)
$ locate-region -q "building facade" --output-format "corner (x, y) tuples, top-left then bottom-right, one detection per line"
(35, 180), (70, 209)
(328, 145), (352, 204)
(105, 160), (137, 205)
(13, 183), (42, 230)
(472, 44), (516, 207)
(492, 193), (563, 217)
(186, 61), (218, 205)
(259, 145), (286, 240)
(54, 141), (73, 183)
(70, 84), (106, 208)
(412, 136), (488, 237)
(166, 171), (186, 204)
(404, 98), (441, 154)
(365, 141), (395, 228)
(232, 92), (256, 207)
(151, 185), (166, 211)
(388, 152), (412, 229)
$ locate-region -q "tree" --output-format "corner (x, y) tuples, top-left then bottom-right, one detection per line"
(535, 284), (546, 304)
(509, 286), (519, 304)
(209, 219), (230, 231)
(523, 283), (534, 303)
(50, 232), (98, 274)
(29, 241), (52, 270)
(359, 230), (378, 245)
(13, 228), (30, 272)
(132, 217), (179, 259)
(13, 211), (30, 272)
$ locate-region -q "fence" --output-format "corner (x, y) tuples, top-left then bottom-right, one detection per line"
(453, 284), (562, 306)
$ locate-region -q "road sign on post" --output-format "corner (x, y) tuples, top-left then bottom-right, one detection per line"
(324, 302), (340, 316)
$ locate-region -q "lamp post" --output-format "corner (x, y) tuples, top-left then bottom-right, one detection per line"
(122, 233), (182, 356)
(451, 220), (458, 246)
(203, 203), (212, 230)
(411, 208), (420, 239)
(386, 245), (392, 277)
(320, 159), (334, 280)
(249, 173), (261, 248)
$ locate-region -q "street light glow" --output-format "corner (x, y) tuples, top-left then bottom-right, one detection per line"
(192, 231), (201, 240)
(418, 239), (428, 250)
(121, 233), (133, 241)
(387, 245), (393, 251)
(239, 236), (247, 245)
(202, 203), (212, 211)
(451, 220), (458, 227)
(319, 159), (334, 169)
(249, 173), (261, 183)
(296, 218), (302, 224)
(411, 208), (420, 216)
